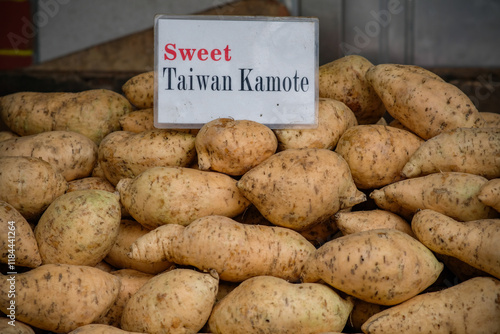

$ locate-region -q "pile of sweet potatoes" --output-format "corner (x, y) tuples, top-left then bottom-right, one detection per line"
(0, 55), (499, 334)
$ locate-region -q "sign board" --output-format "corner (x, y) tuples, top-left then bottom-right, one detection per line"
(154, 15), (318, 129)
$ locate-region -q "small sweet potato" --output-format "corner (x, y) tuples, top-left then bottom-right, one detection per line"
(208, 276), (354, 334)
(0, 317), (35, 333)
(361, 276), (500, 333)
(129, 215), (316, 282)
(121, 71), (154, 109)
(274, 98), (357, 151)
(195, 118), (278, 175)
(366, 64), (485, 139)
(117, 166), (251, 229)
(121, 268), (219, 334)
(98, 129), (197, 185)
(0, 201), (42, 268)
(411, 209), (500, 279)
(0, 130), (98, 181)
(119, 108), (155, 132)
(370, 172), (499, 221)
(0, 264), (121, 333)
(301, 228), (444, 305)
(478, 178), (500, 212)
(0, 156), (68, 220)
(401, 127), (500, 179)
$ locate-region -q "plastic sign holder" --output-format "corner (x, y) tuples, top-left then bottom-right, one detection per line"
(154, 15), (319, 129)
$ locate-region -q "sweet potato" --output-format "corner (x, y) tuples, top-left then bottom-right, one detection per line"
(236, 148), (366, 231)
(478, 178), (500, 212)
(0, 89), (132, 144)
(411, 209), (500, 279)
(401, 127), (500, 179)
(0, 264), (121, 333)
(67, 176), (115, 193)
(121, 71), (154, 109)
(366, 64), (485, 139)
(335, 125), (424, 189)
(370, 172), (499, 221)
(116, 166), (251, 229)
(119, 108), (155, 132)
(274, 98), (357, 151)
(69, 324), (143, 333)
(0, 201), (41, 268)
(0, 130), (98, 181)
(334, 209), (415, 238)
(129, 215), (316, 282)
(195, 118), (278, 175)
(104, 219), (173, 274)
(208, 276), (354, 334)
(121, 268), (219, 334)
(347, 299), (387, 333)
(319, 55), (386, 124)
(361, 276), (500, 333)
(34, 190), (121, 266)
(0, 317), (35, 333)
(0, 156), (68, 220)
(98, 129), (197, 185)
(0, 131), (18, 142)
(95, 269), (154, 327)
(301, 228), (444, 305)
(481, 111), (500, 128)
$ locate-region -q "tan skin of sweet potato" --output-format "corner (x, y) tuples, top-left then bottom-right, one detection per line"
(104, 219), (173, 274)
(236, 148), (366, 231)
(0, 201), (41, 268)
(402, 127), (500, 179)
(95, 269), (154, 328)
(370, 172), (499, 222)
(274, 98), (358, 151)
(334, 209), (415, 238)
(0, 264), (121, 333)
(319, 55), (386, 125)
(347, 299), (387, 333)
(0, 89), (132, 144)
(335, 125), (424, 189)
(411, 209), (500, 279)
(478, 178), (500, 212)
(121, 71), (154, 109)
(0, 130), (98, 181)
(301, 228), (444, 306)
(0, 318), (35, 334)
(67, 176), (115, 193)
(116, 166), (251, 229)
(366, 64), (485, 139)
(98, 129), (197, 185)
(129, 215), (316, 282)
(0, 131), (18, 142)
(208, 276), (354, 334)
(481, 111), (500, 128)
(119, 108), (155, 132)
(68, 324), (143, 334)
(121, 268), (219, 334)
(0, 156), (68, 221)
(195, 118), (278, 176)
(361, 276), (500, 334)
(34, 190), (121, 266)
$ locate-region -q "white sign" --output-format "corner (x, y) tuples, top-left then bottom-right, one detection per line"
(154, 15), (318, 129)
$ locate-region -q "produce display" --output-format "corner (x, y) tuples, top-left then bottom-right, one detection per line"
(0, 56), (499, 333)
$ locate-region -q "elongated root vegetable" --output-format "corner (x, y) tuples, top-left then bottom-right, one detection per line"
(0, 264), (121, 333)
(0, 130), (98, 181)
(319, 55), (386, 125)
(208, 276), (354, 334)
(195, 118), (278, 175)
(361, 276), (500, 334)
(301, 229), (443, 305)
(35, 190), (121, 266)
(98, 129), (196, 185)
(0, 156), (68, 220)
(236, 148), (366, 231)
(0, 201), (42, 268)
(274, 98), (358, 151)
(129, 215), (316, 282)
(411, 209), (500, 279)
(121, 268), (219, 334)
(478, 178), (500, 212)
(402, 127), (500, 179)
(366, 64), (485, 139)
(370, 172), (499, 221)
(117, 167), (251, 229)
(0, 89), (132, 144)
(335, 124), (424, 189)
